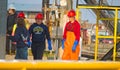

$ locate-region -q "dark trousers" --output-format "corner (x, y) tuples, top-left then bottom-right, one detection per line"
(6, 36), (10, 54)
(6, 31), (12, 54)
(6, 36), (16, 54)
(31, 42), (45, 60)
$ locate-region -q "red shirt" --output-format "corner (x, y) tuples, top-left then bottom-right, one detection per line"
(63, 20), (81, 41)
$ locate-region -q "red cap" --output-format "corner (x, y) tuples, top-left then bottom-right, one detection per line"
(17, 12), (25, 18)
(35, 13), (43, 19)
(67, 10), (76, 17)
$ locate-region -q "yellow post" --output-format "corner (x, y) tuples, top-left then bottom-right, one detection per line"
(95, 10), (99, 60)
(22, 68), (26, 70)
(113, 9), (118, 61)
(1, 61), (120, 69)
(76, 5), (120, 61)
(76, 8), (79, 21)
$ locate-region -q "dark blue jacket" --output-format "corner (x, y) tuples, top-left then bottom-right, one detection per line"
(9, 27), (30, 48)
(29, 23), (50, 43)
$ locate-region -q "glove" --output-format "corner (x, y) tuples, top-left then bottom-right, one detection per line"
(48, 40), (52, 50)
(72, 40), (79, 51)
(27, 41), (31, 48)
(27, 41), (32, 48)
(62, 39), (65, 49)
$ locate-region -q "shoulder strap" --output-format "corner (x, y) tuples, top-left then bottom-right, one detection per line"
(21, 34), (28, 41)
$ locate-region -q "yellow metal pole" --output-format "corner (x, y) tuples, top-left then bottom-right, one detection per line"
(76, 8), (79, 21)
(98, 36), (113, 38)
(1, 61), (120, 69)
(95, 10), (99, 60)
(113, 9), (118, 61)
(22, 68), (26, 70)
(99, 18), (114, 20)
(77, 6), (119, 9)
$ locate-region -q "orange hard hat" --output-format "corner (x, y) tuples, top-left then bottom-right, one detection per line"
(35, 13), (43, 19)
(17, 12), (25, 18)
(67, 10), (76, 17)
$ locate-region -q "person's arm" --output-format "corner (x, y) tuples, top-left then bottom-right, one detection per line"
(45, 26), (51, 40)
(27, 32), (31, 48)
(62, 22), (68, 49)
(63, 23), (68, 40)
(74, 22), (80, 42)
(8, 28), (21, 42)
(45, 26), (52, 50)
(7, 16), (9, 32)
(29, 24), (33, 35)
(72, 21), (81, 51)
(12, 24), (17, 36)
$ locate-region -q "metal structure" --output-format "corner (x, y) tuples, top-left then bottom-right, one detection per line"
(82, 0), (120, 61)
(0, 0), (7, 59)
(76, 5), (120, 61)
(66, 0), (73, 10)
(79, 0), (120, 61)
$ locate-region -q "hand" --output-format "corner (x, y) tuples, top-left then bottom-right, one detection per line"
(27, 41), (31, 48)
(72, 40), (79, 51)
(48, 40), (52, 50)
(48, 44), (52, 50)
(62, 39), (65, 49)
(6, 34), (10, 36)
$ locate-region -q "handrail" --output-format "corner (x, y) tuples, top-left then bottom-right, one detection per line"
(0, 61), (120, 70)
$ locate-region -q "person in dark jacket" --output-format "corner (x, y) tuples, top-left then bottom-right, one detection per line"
(7, 17), (30, 60)
(6, 5), (17, 54)
(29, 13), (52, 60)
(7, 9), (17, 35)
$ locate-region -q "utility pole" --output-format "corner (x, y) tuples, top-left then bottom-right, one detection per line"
(0, 0), (7, 59)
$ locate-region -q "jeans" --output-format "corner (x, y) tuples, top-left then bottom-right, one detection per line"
(15, 47), (28, 60)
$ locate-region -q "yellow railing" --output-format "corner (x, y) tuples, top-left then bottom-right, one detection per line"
(76, 5), (120, 61)
(0, 61), (120, 70)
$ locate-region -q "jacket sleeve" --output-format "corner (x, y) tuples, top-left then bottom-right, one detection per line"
(63, 23), (68, 39)
(29, 24), (33, 35)
(12, 24), (17, 36)
(45, 26), (51, 40)
(74, 21), (81, 42)
(9, 28), (21, 42)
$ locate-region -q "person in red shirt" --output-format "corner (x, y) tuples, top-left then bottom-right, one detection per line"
(62, 10), (81, 60)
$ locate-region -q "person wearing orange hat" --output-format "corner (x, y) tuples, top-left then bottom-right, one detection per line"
(62, 10), (81, 60)
(29, 13), (52, 60)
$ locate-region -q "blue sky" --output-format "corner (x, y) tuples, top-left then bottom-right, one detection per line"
(8, 0), (42, 4)
(8, 0), (120, 23)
